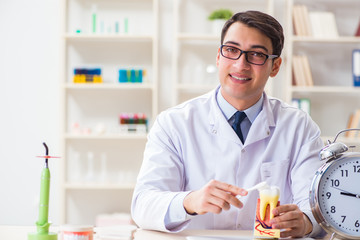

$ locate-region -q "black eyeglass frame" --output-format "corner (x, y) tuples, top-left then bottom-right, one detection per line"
(220, 44), (279, 66)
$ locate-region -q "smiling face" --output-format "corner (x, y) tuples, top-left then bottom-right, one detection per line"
(216, 22), (282, 110)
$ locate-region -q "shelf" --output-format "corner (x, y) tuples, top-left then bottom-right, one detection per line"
(64, 83), (154, 90)
(291, 86), (360, 94)
(64, 33), (154, 42)
(292, 36), (360, 43)
(287, 0), (360, 138)
(60, 0), (158, 225)
(177, 33), (220, 41)
(64, 133), (148, 140)
(64, 183), (135, 190)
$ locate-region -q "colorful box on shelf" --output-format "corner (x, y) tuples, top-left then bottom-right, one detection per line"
(73, 68), (102, 83)
(119, 113), (148, 133)
(118, 69), (146, 83)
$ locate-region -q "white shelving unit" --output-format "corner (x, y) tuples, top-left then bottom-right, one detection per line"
(56, 0), (360, 226)
(172, 0), (276, 105)
(285, 0), (360, 138)
(60, 0), (158, 225)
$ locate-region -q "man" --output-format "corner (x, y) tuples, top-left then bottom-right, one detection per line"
(131, 11), (325, 238)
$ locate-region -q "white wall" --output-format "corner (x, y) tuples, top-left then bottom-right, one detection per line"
(0, 0), (61, 225)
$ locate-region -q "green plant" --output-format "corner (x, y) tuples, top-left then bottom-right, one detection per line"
(208, 9), (233, 20)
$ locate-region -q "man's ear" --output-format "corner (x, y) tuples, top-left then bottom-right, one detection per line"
(270, 57), (282, 78)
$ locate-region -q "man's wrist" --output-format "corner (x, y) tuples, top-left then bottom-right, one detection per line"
(303, 213), (313, 236)
(183, 191), (197, 215)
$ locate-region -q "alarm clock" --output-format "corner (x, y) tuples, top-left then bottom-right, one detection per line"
(310, 129), (360, 240)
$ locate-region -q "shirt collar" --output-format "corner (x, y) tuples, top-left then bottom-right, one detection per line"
(216, 88), (263, 124)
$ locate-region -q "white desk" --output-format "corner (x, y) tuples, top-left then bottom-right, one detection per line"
(0, 226), (37, 239)
(0, 226), (332, 240)
(134, 229), (333, 240)
(135, 229), (256, 240)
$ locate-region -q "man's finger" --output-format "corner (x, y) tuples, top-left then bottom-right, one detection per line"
(272, 204), (297, 216)
(213, 180), (247, 196)
(208, 186), (243, 208)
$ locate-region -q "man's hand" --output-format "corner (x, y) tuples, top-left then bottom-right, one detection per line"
(270, 204), (313, 238)
(183, 179), (247, 215)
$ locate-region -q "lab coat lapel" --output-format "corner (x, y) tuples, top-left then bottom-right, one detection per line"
(209, 91), (276, 146)
(245, 94), (275, 146)
(208, 89), (244, 144)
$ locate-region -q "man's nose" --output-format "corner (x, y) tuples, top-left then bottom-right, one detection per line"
(233, 53), (251, 68)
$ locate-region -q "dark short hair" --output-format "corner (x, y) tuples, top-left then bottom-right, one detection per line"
(221, 11), (284, 56)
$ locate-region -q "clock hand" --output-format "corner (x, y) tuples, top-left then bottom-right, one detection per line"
(330, 186), (360, 198)
(340, 192), (360, 198)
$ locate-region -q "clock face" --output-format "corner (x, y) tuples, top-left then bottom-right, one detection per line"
(318, 156), (360, 237)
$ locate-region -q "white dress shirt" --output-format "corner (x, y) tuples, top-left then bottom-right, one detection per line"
(131, 86), (325, 237)
(217, 90), (263, 142)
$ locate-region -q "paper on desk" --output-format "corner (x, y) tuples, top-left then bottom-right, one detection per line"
(186, 236), (314, 240)
(186, 236), (252, 240)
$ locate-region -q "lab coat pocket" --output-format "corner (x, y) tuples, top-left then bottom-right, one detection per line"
(260, 159), (290, 184)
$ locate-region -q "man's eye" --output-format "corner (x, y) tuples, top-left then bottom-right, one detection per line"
(250, 52), (265, 58)
(226, 47), (239, 53)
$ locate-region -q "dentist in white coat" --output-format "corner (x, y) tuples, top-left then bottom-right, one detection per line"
(131, 11), (325, 238)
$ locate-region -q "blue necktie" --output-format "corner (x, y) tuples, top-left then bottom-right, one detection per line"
(232, 111), (247, 143)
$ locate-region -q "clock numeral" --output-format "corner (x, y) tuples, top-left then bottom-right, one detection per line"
(341, 216), (346, 223)
(355, 220), (360, 228)
(326, 192), (331, 199)
(354, 165), (360, 173)
(331, 206), (336, 213)
(341, 170), (348, 177)
(331, 179), (340, 187)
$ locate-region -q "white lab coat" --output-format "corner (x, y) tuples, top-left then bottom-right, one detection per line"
(131, 87), (325, 237)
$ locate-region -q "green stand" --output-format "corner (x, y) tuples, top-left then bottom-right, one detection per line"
(28, 220), (57, 240)
(28, 143), (58, 240)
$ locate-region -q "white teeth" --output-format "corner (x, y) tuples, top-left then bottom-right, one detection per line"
(231, 75), (250, 81)
(259, 186), (280, 221)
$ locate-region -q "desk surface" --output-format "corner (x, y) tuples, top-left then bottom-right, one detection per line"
(135, 229), (254, 240)
(134, 229), (333, 240)
(0, 226), (332, 240)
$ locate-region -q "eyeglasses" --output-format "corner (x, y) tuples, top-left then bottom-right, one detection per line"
(220, 45), (278, 66)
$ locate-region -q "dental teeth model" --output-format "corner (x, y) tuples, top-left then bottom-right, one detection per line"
(253, 184), (281, 238)
(259, 186), (280, 221)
